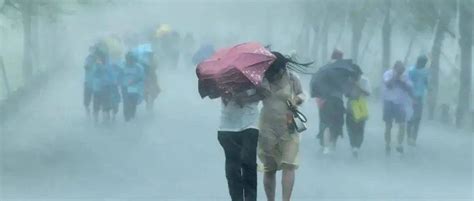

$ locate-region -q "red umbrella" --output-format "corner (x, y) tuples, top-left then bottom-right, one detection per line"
(196, 42), (276, 99)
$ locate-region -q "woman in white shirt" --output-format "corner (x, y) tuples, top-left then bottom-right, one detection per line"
(218, 88), (263, 201)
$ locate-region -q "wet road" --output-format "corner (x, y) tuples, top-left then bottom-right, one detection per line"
(1, 67), (472, 201)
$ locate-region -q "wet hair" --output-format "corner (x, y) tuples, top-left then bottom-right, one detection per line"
(265, 52), (287, 80)
(393, 60), (405, 72)
(265, 51), (314, 80)
(416, 55), (428, 69)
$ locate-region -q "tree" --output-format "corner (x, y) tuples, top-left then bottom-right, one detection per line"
(349, 0), (380, 63)
(425, 0), (456, 120)
(382, 0), (391, 71)
(1, 0), (68, 83)
(402, 0), (456, 120)
(456, 0), (473, 128)
(319, 0), (347, 64)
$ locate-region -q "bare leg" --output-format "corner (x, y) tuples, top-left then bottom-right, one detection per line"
(398, 123), (406, 147)
(323, 129), (332, 154)
(264, 171), (276, 201)
(282, 168), (295, 201)
(385, 122), (392, 154)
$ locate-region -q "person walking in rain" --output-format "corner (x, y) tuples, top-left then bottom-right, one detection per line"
(83, 46), (97, 117)
(140, 47), (160, 112)
(345, 64), (371, 158)
(122, 52), (144, 122)
(258, 52), (306, 201)
(311, 49), (353, 155)
(92, 50), (114, 124)
(217, 88), (263, 201)
(382, 61), (413, 155)
(407, 55), (429, 146)
(109, 59), (123, 122)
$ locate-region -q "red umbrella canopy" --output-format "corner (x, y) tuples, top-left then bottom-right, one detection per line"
(196, 42), (276, 99)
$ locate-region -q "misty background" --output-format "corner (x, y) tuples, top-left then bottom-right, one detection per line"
(0, 0), (473, 200)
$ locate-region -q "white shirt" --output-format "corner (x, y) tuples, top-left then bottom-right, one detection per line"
(219, 89), (260, 132)
(383, 69), (412, 104)
(382, 69), (414, 120)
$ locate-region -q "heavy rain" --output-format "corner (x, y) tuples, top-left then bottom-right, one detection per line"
(0, 0), (473, 201)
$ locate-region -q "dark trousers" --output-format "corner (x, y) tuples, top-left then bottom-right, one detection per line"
(84, 85), (93, 108)
(317, 97), (345, 146)
(346, 115), (366, 149)
(407, 97), (423, 141)
(218, 129), (258, 201)
(123, 93), (139, 121)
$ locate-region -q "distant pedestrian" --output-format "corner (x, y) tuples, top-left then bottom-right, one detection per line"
(345, 64), (371, 158)
(92, 51), (115, 124)
(109, 60), (123, 122)
(310, 49), (356, 155)
(382, 61), (413, 155)
(407, 55), (429, 146)
(122, 52), (144, 121)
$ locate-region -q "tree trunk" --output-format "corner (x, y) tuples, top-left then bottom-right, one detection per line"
(311, 24), (320, 63)
(296, 24), (308, 58)
(321, 13), (330, 64)
(334, 12), (348, 49)
(21, 1), (33, 83)
(31, 3), (40, 73)
(0, 56), (10, 96)
(351, 16), (365, 63)
(403, 34), (416, 65)
(456, 0), (472, 128)
(359, 23), (378, 65)
(427, 10), (450, 120)
(382, 0), (391, 71)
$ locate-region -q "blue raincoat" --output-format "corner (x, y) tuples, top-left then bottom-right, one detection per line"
(109, 61), (124, 107)
(122, 63), (145, 103)
(92, 62), (113, 93)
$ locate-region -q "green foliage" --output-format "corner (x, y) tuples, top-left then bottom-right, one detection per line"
(402, 0), (456, 33)
(1, 0), (73, 22)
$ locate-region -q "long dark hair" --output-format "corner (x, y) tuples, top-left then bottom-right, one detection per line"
(265, 51), (314, 80)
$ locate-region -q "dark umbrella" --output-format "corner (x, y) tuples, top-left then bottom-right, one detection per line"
(310, 59), (356, 98)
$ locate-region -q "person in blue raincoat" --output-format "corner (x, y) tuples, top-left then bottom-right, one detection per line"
(135, 44), (160, 112)
(407, 55), (429, 146)
(109, 59), (123, 122)
(122, 51), (145, 121)
(92, 50), (115, 124)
